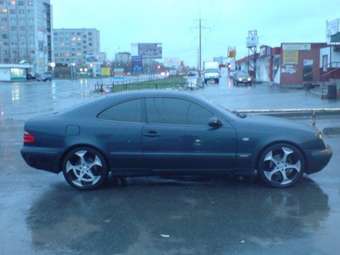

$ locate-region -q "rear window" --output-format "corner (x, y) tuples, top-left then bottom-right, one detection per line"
(98, 99), (143, 122)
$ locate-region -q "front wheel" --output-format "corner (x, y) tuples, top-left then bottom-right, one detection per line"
(62, 147), (109, 190)
(258, 143), (305, 188)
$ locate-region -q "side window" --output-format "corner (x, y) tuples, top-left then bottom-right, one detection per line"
(98, 99), (142, 122)
(146, 98), (190, 124)
(187, 103), (213, 125)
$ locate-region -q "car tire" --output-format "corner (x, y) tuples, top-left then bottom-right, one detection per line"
(257, 143), (305, 188)
(62, 146), (109, 190)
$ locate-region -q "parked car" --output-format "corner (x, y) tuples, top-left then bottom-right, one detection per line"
(21, 90), (332, 190)
(233, 71), (252, 86)
(36, 72), (52, 82)
(26, 73), (36, 80)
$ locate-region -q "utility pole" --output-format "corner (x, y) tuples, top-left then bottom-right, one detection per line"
(198, 18), (202, 79)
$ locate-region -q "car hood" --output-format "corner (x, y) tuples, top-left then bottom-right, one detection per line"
(236, 115), (317, 134)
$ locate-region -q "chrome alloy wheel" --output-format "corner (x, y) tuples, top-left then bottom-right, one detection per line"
(262, 146), (302, 186)
(64, 149), (104, 188)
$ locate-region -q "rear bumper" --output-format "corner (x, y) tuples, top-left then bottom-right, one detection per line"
(305, 145), (333, 174)
(21, 146), (63, 173)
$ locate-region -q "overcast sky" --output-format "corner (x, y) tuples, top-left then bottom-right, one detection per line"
(52, 0), (339, 66)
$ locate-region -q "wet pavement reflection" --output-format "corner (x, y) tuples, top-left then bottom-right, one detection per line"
(26, 177), (329, 255)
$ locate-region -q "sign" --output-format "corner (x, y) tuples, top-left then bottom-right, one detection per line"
(282, 65), (296, 74)
(101, 67), (111, 77)
(228, 47), (236, 58)
(131, 56), (143, 73)
(283, 50), (299, 65)
(138, 43), (162, 59)
(327, 19), (340, 37)
(282, 43), (311, 51)
(246, 30), (258, 48)
(86, 54), (98, 63)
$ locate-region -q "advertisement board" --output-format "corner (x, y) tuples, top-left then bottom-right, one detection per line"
(282, 43), (311, 51)
(138, 43), (162, 59)
(246, 30), (258, 48)
(101, 67), (111, 77)
(327, 19), (340, 37)
(282, 50), (299, 65)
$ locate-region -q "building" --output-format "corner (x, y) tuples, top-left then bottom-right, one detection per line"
(53, 28), (100, 65)
(320, 18), (340, 82)
(0, 63), (31, 81)
(237, 43), (327, 86)
(115, 52), (131, 65)
(0, 0), (53, 74)
(254, 46), (281, 83)
(280, 42), (327, 85)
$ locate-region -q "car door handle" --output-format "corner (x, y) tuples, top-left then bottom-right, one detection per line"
(143, 130), (159, 137)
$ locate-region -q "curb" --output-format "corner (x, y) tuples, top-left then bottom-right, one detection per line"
(323, 127), (340, 136)
(237, 108), (340, 117)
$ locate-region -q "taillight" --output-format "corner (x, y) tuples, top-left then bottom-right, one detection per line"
(24, 131), (35, 144)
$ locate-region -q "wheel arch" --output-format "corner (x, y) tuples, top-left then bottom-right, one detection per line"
(59, 144), (111, 172)
(253, 140), (307, 170)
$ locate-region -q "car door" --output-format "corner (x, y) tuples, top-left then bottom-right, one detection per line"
(97, 99), (146, 171)
(142, 97), (237, 173)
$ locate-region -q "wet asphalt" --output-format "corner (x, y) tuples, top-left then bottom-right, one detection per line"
(1, 76), (340, 255)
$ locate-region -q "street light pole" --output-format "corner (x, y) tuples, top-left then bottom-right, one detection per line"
(198, 18), (202, 79)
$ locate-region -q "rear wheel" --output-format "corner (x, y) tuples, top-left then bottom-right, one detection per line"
(258, 143), (304, 188)
(62, 147), (109, 190)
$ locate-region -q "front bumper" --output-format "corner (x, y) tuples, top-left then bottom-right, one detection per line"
(21, 146), (63, 173)
(236, 79), (252, 83)
(305, 145), (333, 174)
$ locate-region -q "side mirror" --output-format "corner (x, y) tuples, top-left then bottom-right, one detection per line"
(208, 117), (222, 129)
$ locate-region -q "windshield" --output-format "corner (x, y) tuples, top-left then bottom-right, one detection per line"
(205, 68), (219, 73)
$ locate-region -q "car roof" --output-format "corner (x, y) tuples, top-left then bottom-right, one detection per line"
(101, 89), (197, 102)
(62, 90), (207, 118)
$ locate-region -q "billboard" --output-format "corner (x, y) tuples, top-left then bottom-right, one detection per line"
(246, 30), (258, 48)
(327, 19), (340, 37)
(137, 43), (162, 59)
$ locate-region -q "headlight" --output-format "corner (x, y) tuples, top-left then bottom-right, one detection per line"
(316, 131), (324, 141)
(238, 78), (242, 81)
(247, 77), (251, 81)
